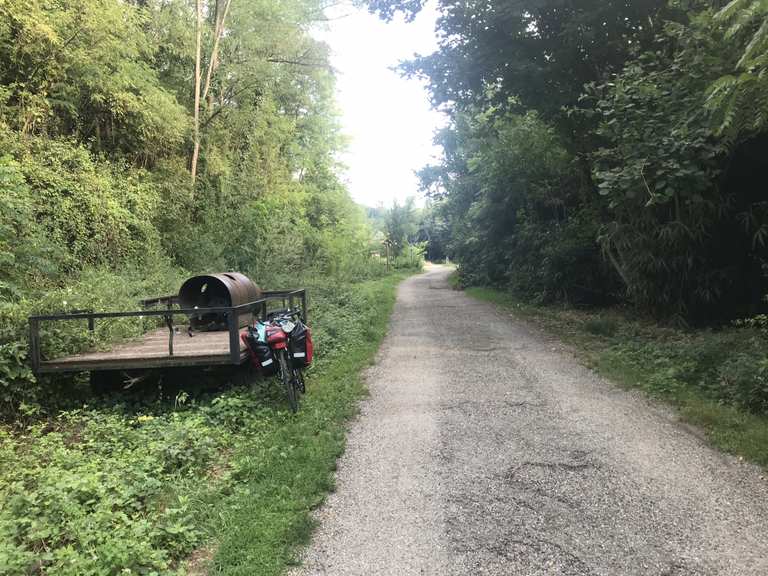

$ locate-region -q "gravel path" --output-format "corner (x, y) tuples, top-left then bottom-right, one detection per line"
(291, 265), (768, 576)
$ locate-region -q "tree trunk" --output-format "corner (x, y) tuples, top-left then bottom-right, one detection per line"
(191, 0), (232, 184)
(203, 0), (232, 105)
(191, 0), (203, 185)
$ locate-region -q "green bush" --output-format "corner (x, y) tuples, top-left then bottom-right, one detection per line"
(15, 136), (164, 270)
(0, 155), (63, 297)
(440, 110), (617, 306)
(596, 328), (767, 407)
(583, 317), (619, 337)
(392, 242), (426, 271)
(0, 408), (213, 575)
(717, 354), (768, 414)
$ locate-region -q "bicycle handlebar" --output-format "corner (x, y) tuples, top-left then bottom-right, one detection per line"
(264, 308), (303, 322)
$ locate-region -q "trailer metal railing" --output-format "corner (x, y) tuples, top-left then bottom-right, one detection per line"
(28, 289), (307, 374)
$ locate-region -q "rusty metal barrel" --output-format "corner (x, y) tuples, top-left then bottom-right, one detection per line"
(178, 272), (262, 330)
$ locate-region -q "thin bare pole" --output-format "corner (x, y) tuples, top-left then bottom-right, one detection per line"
(202, 0), (232, 103)
(191, 0), (203, 185)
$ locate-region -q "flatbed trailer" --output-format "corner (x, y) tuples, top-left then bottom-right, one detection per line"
(28, 289), (307, 374)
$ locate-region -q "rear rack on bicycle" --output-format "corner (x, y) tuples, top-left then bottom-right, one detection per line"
(28, 288), (308, 374)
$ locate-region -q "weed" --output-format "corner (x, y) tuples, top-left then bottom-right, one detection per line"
(447, 269), (461, 290)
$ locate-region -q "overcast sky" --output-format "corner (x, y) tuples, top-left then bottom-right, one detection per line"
(315, 2), (445, 208)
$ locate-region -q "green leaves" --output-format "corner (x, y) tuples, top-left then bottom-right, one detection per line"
(423, 104), (612, 303)
(372, 0), (671, 119)
(377, 0), (768, 320)
(0, 0), (187, 161)
(707, 0), (768, 138)
(586, 9), (768, 317)
(0, 407), (216, 575)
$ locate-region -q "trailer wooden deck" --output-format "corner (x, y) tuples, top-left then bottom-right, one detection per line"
(38, 327), (250, 372)
(28, 288), (307, 375)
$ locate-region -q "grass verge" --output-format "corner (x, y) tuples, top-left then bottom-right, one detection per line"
(207, 273), (406, 575)
(0, 273), (408, 576)
(465, 286), (768, 467)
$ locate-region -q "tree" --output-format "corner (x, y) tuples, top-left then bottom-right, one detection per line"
(0, 0), (188, 163)
(369, 0), (768, 319)
(590, 8), (768, 319)
(384, 198), (419, 256)
(370, 0), (673, 121)
(191, 0), (233, 184)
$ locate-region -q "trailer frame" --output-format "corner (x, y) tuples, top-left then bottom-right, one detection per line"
(28, 289), (308, 374)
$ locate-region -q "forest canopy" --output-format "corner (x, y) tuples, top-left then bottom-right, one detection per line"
(370, 0), (768, 322)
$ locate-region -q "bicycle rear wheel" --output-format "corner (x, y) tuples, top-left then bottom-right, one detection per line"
(294, 368), (305, 394)
(278, 349), (298, 413)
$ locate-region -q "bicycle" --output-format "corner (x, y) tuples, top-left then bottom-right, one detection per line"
(264, 308), (310, 412)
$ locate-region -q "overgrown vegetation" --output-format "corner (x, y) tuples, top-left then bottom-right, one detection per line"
(467, 287), (768, 467)
(370, 0), (768, 322)
(367, 197), (446, 264)
(0, 274), (407, 575)
(0, 0), (389, 415)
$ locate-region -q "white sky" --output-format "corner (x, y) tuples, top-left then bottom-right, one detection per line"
(315, 2), (445, 208)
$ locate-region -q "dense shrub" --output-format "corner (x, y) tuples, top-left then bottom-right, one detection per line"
(0, 264), (185, 415)
(392, 242), (426, 271)
(0, 154), (63, 297)
(595, 323), (768, 415)
(717, 354), (768, 414)
(586, 13), (768, 320)
(0, 408), (215, 575)
(439, 110), (617, 304)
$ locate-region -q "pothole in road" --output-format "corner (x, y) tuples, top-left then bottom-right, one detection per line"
(499, 452), (599, 511)
(517, 460), (595, 472)
(465, 345), (507, 352)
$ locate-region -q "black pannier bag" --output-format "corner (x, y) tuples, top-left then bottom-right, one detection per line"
(242, 326), (277, 376)
(289, 321), (313, 368)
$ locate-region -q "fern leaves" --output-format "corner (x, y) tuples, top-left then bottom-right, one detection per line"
(707, 0), (768, 139)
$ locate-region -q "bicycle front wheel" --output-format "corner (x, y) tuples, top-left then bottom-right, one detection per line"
(278, 349), (298, 413)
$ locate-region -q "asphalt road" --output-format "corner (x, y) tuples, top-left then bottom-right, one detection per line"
(291, 264), (768, 576)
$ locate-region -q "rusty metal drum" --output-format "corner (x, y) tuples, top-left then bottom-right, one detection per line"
(178, 272), (262, 330)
